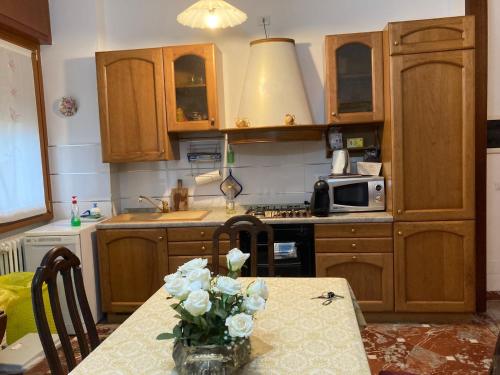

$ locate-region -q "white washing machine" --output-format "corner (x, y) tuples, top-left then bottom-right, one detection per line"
(23, 221), (102, 334)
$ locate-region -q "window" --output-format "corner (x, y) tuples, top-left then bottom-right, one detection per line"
(0, 33), (52, 232)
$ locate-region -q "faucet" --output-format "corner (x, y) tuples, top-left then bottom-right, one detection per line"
(138, 195), (170, 213)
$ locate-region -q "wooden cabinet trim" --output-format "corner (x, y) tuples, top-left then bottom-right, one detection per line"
(167, 226), (218, 242)
(325, 31), (384, 124)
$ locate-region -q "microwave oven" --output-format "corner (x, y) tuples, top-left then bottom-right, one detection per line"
(325, 175), (385, 212)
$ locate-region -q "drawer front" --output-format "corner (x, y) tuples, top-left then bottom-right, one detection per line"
(168, 255), (228, 275)
(388, 16), (474, 55)
(167, 227), (218, 242)
(315, 238), (393, 253)
(168, 241), (231, 256)
(315, 223), (392, 238)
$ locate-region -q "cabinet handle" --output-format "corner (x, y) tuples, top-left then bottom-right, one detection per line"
(158, 236), (164, 240)
(160, 149), (165, 153)
(331, 112), (337, 117)
(394, 41), (399, 46)
(351, 243), (357, 248)
(397, 209), (402, 214)
(200, 231), (205, 236)
(201, 245), (206, 251)
(352, 255), (357, 261)
(210, 118), (215, 126)
(397, 231), (403, 236)
(351, 228), (356, 233)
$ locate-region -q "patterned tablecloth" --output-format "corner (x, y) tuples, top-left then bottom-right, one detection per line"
(70, 278), (371, 375)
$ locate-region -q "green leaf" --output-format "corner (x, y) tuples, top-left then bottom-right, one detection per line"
(156, 332), (176, 340)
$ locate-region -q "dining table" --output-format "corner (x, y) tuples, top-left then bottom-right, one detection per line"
(70, 278), (371, 374)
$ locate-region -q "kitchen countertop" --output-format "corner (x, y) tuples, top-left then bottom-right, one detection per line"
(96, 208), (393, 229)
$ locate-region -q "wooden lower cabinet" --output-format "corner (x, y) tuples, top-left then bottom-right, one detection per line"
(316, 253), (394, 312)
(169, 255), (229, 275)
(97, 229), (168, 313)
(394, 221), (475, 312)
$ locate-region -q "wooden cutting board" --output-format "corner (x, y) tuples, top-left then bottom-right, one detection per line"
(171, 179), (188, 211)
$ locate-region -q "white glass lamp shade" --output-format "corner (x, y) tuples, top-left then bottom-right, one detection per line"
(237, 38), (313, 128)
(177, 0), (247, 29)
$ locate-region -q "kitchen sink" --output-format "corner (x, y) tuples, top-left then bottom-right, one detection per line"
(108, 210), (210, 223)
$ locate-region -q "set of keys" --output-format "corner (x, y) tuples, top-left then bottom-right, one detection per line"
(311, 291), (344, 305)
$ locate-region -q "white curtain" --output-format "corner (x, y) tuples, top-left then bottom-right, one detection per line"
(0, 39), (47, 224)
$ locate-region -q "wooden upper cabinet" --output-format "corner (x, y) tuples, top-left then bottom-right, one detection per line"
(316, 253), (393, 311)
(394, 221), (475, 312)
(325, 32), (384, 124)
(391, 49), (475, 221)
(0, 0), (51, 44)
(96, 48), (176, 163)
(97, 229), (168, 313)
(388, 16), (474, 55)
(164, 44), (221, 132)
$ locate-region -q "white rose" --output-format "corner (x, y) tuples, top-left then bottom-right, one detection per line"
(164, 273), (190, 300)
(247, 278), (269, 300)
(226, 248), (250, 272)
(183, 290), (212, 317)
(215, 276), (241, 295)
(186, 268), (211, 291)
(242, 294), (266, 315)
(225, 313), (254, 338)
(178, 258), (208, 275)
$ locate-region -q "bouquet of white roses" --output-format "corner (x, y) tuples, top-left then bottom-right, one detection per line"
(157, 248), (268, 347)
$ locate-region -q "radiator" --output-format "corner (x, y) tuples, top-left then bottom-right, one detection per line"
(0, 235), (25, 275)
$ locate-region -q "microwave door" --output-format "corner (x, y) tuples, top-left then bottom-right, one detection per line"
(331, 182), (371, 211)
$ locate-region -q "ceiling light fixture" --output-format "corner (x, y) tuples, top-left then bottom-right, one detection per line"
(177, 0), (247, 29)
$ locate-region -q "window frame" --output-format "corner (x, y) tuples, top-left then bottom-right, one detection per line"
(0, 28), (52, 233)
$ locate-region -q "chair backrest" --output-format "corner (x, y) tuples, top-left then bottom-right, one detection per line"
(212, 215), (274, 276)
(31, 247), (99, 375)
(0, 311), (6, 344)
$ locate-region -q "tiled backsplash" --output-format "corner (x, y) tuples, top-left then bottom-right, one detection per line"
(116, 139), (331, 211)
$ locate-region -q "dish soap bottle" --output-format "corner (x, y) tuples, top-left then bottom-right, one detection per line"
(71, 196), (81, 227)
(90, 202), (101, 218)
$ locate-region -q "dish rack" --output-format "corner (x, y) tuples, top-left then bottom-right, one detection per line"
(187, 140), (222, 177)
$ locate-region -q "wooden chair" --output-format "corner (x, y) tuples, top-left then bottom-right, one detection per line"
(212, 215), (274, 276)
(31, 247), (100, 375)
(0, 311), (6, 344)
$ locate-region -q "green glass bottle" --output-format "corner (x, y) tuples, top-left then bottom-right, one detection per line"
(71, 196), (81, 227)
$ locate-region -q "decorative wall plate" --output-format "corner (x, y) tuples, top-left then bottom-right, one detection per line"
(58, 96), (78, 117)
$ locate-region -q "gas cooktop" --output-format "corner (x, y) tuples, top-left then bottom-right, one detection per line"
(244, 204), (311, 219)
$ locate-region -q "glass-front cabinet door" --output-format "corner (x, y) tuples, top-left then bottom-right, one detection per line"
(164, 44), (220, 132)
(325, 32), (384, 124)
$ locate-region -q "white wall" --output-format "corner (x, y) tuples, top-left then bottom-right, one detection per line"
(489, 0), (500, 119)
(40, 0), (465, 216)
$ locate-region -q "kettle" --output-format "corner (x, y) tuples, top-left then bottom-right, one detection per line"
(331, 149), (351, 175)
(310, 180), (330, 217)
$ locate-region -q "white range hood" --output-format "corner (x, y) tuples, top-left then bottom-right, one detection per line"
(236, 38), (313, 128)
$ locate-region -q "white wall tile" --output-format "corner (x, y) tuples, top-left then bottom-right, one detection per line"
(48, 144), (109, 174)
(118, 170), (169, 198)
(51, 173), (111, 202)
(231, 142), (305, 168)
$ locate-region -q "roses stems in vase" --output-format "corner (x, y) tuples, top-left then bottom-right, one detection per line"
(157, 248), (269, 347)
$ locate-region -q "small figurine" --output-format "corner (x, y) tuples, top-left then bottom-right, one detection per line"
(235, 118), (250, 128)
(176, 107), (187, 122)
(284, 113), (296, 125)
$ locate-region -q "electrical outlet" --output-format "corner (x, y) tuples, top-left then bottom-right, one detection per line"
(258, 16), (271, 26)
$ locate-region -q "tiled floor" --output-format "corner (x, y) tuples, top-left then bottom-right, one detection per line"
(26, 302), (500, 375)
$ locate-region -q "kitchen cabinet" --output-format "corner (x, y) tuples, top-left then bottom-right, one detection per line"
(389, 38), (475, 221)
(0, 0), (51, 44)
(316, 253), (393, 312)
(394, 221), (475, 312)
(96, 48), (177, 163)
(164, 44), (222, 132)
(387, 16), (474, 55)
(97, 229), (168, 313)
(325, 32), (384, 124)
(315, 223), (393, 312)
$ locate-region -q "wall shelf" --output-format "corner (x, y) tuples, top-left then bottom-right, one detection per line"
(221, 124), (328, 144)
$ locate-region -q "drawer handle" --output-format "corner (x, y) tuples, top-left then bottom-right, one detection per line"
(351, 243), (357, 248)
(394, 41), (399, 46)
(200, 231), (205, 237)
(201, 245), (206, 251)
(398, 231), (403, 236)
(351, 228), (356, 233)
(158, 236), (164, 240)
(352, 255), (357, 261)
(397, 209), (402, 214)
